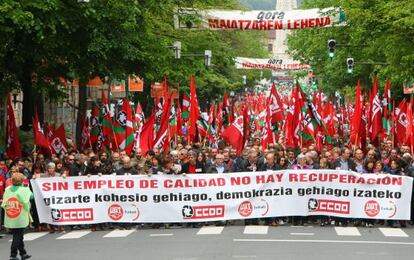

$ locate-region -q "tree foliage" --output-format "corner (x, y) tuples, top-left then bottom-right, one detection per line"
(287, 0), (414, 99)
(0, 0), (268, 131)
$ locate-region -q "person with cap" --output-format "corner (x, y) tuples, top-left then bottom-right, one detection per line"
(1, 172), (33, 260)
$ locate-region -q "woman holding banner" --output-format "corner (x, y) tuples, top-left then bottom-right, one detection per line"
(1, 172), (33, 260)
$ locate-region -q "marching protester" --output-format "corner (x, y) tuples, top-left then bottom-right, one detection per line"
(1, 172), (33, 260)
(1, 77), (413, 238)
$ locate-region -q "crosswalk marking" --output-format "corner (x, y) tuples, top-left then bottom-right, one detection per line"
(56, 231), (91, 240)
(103, 229), (135, 238)
(196, 226), (224, 235)
(243, 226), (269, 235)
(149, 234), (174, 237)
(334, 227), (361, 236)
(9, 232), (49, 242)
(2, 227), (412, 241)
(379, 228), (409, 237)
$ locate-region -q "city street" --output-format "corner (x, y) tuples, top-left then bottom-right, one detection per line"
(1, 225), (414, 260)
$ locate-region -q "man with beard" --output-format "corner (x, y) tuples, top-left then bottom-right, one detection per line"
(100, 152), (113, 175)
(131, 148), (148, 174)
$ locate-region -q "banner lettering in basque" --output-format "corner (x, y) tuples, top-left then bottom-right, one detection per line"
(31, 170), (412, 225)
(235, 57), (310, 71)
(174, 8), (346, 31)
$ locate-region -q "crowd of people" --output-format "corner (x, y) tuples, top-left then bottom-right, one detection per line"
(1, 136), (414, 233)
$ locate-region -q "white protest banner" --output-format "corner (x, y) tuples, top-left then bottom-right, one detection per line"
(235, 57), (310, 71)
(174, 8), (346, 30)
(31, 170), (412, 225)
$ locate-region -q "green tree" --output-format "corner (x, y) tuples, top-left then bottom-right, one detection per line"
(0, 0), (268, 143)
(287, 0), (414, 99)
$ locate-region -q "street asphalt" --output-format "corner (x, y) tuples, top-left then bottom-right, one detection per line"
(1, 224), (414, 260)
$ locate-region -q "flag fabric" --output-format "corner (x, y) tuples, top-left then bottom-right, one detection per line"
(133, 102), (145, 153)
(268, 83), (285, 122)
(350, 80), (362, 147)
(261, 106), (274, 149)
(176, 101), (183, 137)
(216, 102), (224, 135)
(116, 99), (135, 155)
(369, 77), (383, 145)
(222, 93), (231, 127)
(45, 123), (55, 139)
(406, 95), (413, 147)
(284, 86), (299, 149)
(359, 101), (368, 152)
(6, 95), (21, 159)
(90, 105), (102, 151)
(101, 91), (116, 151)
(140, 112), (155, 156)
(154, 92), (171, 154)
(382, 80), (392, 139)
(395, 100), (407, 146)
(182, 93), (190, 120)
(188, 76), (200, 143)
(33, 110), (51, 154)
(169, 104), (178, 139)
(49, 124), (69, 155)
(222, 114), (244, 154)
(79, 113), (91, 152)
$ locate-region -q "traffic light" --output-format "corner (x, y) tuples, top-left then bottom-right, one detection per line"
(347, 58), (354, 73)
(328, 39), (336, 58)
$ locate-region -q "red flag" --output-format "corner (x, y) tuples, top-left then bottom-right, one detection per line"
(79, 113), (91, 152)
(216, 102), (223, 135)
(6, 95), (21, 159)
(369, 77), (383, 145)
(45, 123), (55, 139)
(49, 124), (69, 155)
(284, 86), (299, 149)
(396, 100), (407, 146)
(406, 95), (413, 148)
(133, 102), (145, 152)
(262, 107), (274, 149)
(359, 102), (368, 152)
(222, 114), (244, 154)
(350, 80), (362, 146)
(33, 109), (51, 153)
(154, 93), (171, 154)
(139, 113), (155, 156)
(242, 107), (250, 148)
(188, 76), (200, 143)
(268, 83), (285, 122)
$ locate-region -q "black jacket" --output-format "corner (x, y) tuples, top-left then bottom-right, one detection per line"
(84, 165), (104, 175)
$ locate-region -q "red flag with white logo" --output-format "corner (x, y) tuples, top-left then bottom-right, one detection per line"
(49, 124), (69, 155)
(222, 115), (244, 154)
